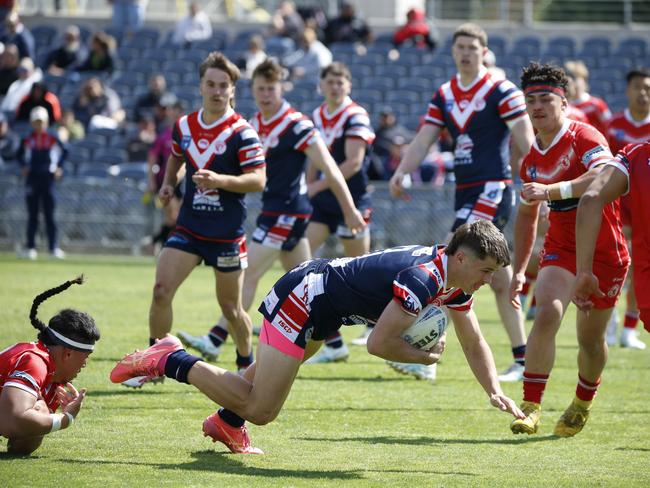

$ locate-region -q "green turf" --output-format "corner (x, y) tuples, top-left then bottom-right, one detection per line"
(1, 253), (649, 487)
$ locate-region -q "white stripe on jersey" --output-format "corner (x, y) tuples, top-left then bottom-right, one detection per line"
(178, 115), (248, 169)
(441, 78), (496, 130)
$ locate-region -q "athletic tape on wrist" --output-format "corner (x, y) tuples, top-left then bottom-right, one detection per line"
(559, 181), (572, 199)
(50, 413), (63, 432)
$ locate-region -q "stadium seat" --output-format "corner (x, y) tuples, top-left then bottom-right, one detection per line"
(489, 35), (507, 58)
(510, 36), (542, 59)
(616, 37), (647, 58)
(77, 163), (112, 179)
(360, 77), (395, 91)
(385, 91), (421, 105)
(114, 162), (148, 183)
(545, 37), (576, 59)
(161, 59), (197, 76)
(31, 24), (58, 46)
(93, 148), (128, 166)
(375, 64), (409, 79)
(579, 37), (612, 59)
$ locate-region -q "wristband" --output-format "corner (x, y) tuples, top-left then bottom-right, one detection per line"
(50, 413), (64, 432)
(559, 181), (572, 199)
(64, 412), (75, 426)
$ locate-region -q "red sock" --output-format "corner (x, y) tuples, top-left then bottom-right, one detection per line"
(576, 374), (600, 402)
(530, 296), (537, 307)
(521, 281), (531, 296)
(623, 311), (640, 329)
(523, 372), (549, 404)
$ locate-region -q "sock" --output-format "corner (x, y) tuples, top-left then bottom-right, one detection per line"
(236, 350), (254, 370)
(163, 350), (202, 384)
(530, 296), (537, 308)
(576, 374), (600, 402)
(522, 371), (550, 404)
(149, 337), (156, 347)
(512, 345), (526, 366)
(623, 311), (640, 329)
(325, 332), (343, 349)
(218, 407), (245, 428)
(208, 325), (229, 347)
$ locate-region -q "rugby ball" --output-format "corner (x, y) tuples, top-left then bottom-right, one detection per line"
(401, 305), (448, 349)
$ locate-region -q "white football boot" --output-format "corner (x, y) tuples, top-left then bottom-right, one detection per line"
(606, 312), (619, 347)
(620, 328), (647, 350)
(351, 326), (373, 346)
(177, 331), (221, 361)
(304, 343), (349, 364)
(498, 362), (525, 382)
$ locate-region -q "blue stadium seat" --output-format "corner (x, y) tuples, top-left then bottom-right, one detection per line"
(616, 37), (647, 58)
(330, 42), (357, 56)
(77, 163), (112, 179)
(355, 90), (383, 106)
(385, 92), (421, 105)
(397, 77), (433, 92)
(545, 37), (576, 59)
(349, 64), (373, 79)
(579, 37), (612, 59)
(161, 60), (197, 75)
(489, 35), (507, 58)
(31, 24), (58, 46)
(360, 77), (395, 91)
(375, 64), (409, 78)
(510, 36), (542, 59)
(266, 36), (296, 57)
(115, 162), (148, 182)
(93, 148), (128, 166)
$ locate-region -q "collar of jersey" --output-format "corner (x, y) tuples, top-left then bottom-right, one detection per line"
(322, 96), (353, 119)
(197, 107), (234, 129)
(532, 118), (571, 155)
(455, 66), (488, 91)
(624, 108), (650, 127)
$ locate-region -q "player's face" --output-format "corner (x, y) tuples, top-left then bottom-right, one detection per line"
(452, 35), (486, 77)
(626, 75), (650, 112)
(200, 67), (235, 116)
(252, 76), (283, 115)
(525, 92), (566, 133)
(54, 348), (91, 382)
(320, 73), (351, 106)
(457, 250), (500, 294)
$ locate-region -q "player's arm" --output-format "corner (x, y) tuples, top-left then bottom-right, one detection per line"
(304, 138), (365, 232)
(367, 300), (443, 364)
(159, 153), (185, 205)
(193, 165), (266, 193)
(520, 165), (605, 202)
(389, 124), (441, 198)
(0, 386), (73, 438)
(510, 199), (540, 307)
(574, 165), (628, 309)
(449, 308), (525, 419)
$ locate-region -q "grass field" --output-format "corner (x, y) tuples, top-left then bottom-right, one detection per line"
(1, 253), (649, 487)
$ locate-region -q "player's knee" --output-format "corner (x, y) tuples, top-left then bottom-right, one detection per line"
(245, 406), (279, 426)
(152, 281), (174, 302)
(7, 436), (44, 455)
(221, 303), (244, 323)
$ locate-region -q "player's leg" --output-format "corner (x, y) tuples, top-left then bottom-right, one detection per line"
(306, 221), (330, 254)
(7, 435), (44, 455)
(620, 268), (645, 349)
(511, 265), (574, 435)
(279, 237), (311, 271)
(24, 181), (40, 255)
(42, 179), (58, 254)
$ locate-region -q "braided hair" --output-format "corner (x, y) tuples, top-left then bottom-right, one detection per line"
(30, 276), (100, 349)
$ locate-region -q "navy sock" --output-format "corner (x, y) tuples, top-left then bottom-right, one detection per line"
(512, 345), (526, 366)
(149, 337), (156, 347)
(236, 350), (254, 370)
(164, 350), (202, 384)
(208, 325), (229, 347)
(218, 407), (245, 428)
(325, 332), (343, 349)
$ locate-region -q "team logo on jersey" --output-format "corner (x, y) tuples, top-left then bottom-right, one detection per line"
(607, 283), (621, 298)
(402, 294), (419, 314)
(559, 154), (571, 169)
(197, 138), (210, 150)
(266, 136), (279, 148)
(454, 134), (474, 165)
(214, 142), (227, 155)
(615, 129), (625, 141)
(181, 136), (191, 150)
(528, 166), (538, 180)
(445, 100), (454, 112)
(192, 188), (222, 211)
(459, 99), (470, 110)
(473, 99), (486, 111)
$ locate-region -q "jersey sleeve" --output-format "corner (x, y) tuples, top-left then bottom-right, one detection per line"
(292, 117), (320, 152)
(444, 290), (474, 311)
(3, 352), (48, 399)
(344, 109), (375, 144)
(170, 118), (184, 157)
(392, 265), (443, 316)
(236, 127), (265, 172)
(424, 89), (445, 127)
(576, 124), (614, 169)
(496, 80), (527, 127)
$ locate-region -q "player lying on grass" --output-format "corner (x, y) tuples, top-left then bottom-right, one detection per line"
(110, 220), (524, 454)
(0, 277), (100, 455)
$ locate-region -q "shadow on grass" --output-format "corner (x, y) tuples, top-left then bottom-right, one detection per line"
(87, 388), (175, 397)
(296, 375), (412, 383)
(297, 435), (559, 446)
(615, 446), (650, 452)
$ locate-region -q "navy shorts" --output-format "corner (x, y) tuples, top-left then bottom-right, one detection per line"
(251, 213), (310, 251)
(451, 181), (514, 232)
(310, 204), (372, 240)
(164, 228), (248, 272)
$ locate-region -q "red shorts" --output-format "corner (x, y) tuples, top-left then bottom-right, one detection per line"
(540, 247), (628, 309)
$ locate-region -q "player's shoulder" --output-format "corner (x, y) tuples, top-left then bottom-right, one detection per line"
(494, 77), (521, 94)
(621, 141), (650, 159)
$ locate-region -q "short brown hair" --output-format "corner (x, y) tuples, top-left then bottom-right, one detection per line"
(564, 60), (589, 80)
(320, 62), (351, 81)
(453, 23), (488, 47)
(445, 220), (510, 267)
(199, 51), (240, 84)
(252, 58), (284, 83)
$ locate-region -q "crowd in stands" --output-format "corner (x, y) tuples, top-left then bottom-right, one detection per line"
(0, 3), (647, 186)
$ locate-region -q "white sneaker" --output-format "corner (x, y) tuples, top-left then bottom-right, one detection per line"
(351, 326), (373, 346)
(620, 328), (647, 350)
(19, 248), (37, 260)
(304, 343), (349, 364)
(121, 376), (165, 388)
(51, 248), (66, 259)
(178, 331), (221, 361)
(498, 362), (525, 382)
(606, 312), (619, 347)
(387, 361), (437, 382)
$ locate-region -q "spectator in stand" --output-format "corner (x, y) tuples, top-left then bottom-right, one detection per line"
(133, 74), (172, 125)
(0, 43), (19, 96)
(1, 12), (34, 60)
(298, 5), (328, 42)
(43, 25), (87, 77)
(564, 60), (611, 135)
(564, 74), (590, 123)
(110, 0), (147, 37)
(325, 2), (372, 45)
(56, 108), (85, 143)
(237, 34), (267, 80)
(1, 56), (42, 113)
(15, 82), (61, 124)
(369, 106), (411, 180)
(393, 7), (438, 51)
(284, 27), (332, 83)
(0, 1), (15, 24)
(172, 1), (212, 47)
(270, 1), (304, 44)
(77, 32), (115, 74)
(0, 112), (20, 167)
(126, 114), (156, 161)
(72, 77), (124, 130)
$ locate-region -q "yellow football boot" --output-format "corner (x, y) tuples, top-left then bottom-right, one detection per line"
(554, 398), (592, 437)
(510, 401), (541, 434)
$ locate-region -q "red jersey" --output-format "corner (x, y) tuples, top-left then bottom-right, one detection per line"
(605, 110), (650, 155)
(521, 119), (628, 267)
(566, 105), (589, 124)
(571, 94), (611, 135)
(0, 341), (61, 412)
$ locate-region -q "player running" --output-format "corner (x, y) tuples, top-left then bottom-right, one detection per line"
(509, 62), (629, 437)
(110, 220), (524, 454)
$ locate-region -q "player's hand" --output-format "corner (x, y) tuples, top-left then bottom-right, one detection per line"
(192, 169), (223, 190)
(509, 273), (526, 309)
(521, 182), (548, 201)
(489, 393), (525, 419)
(573, 270), (602, 312)
(158, 184), (175, 206)
(388, 171), (405, 198)
(344, 208), (366, 235)
(58, 383), (86, 419)
(423, 333), (446, 364)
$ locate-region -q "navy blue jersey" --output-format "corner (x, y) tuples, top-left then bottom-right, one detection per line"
(425, 68), (526, 187)
(311, 97), (375, 212)
(171, 108), (265, 241)
(259, 245), (472, 343)
(18, 131), (67, 177)
(250, 101), (319, 216)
